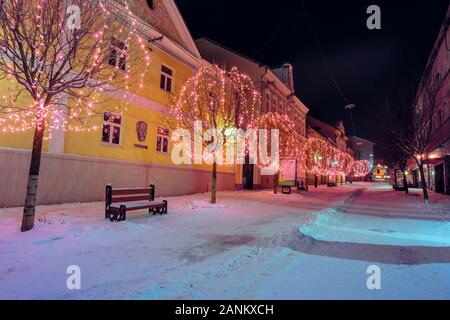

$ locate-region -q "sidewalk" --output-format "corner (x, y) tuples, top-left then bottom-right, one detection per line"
(339, 183), (450, 221)
(1, 183), (450, 299)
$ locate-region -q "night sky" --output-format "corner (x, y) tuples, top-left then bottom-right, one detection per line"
(177, 0), (449, 156)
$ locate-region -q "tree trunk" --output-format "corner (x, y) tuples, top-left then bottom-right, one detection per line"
(273, 172), (278, 194)
(417, 161), (429, 203)
(305, 171), (309, 187)
(314, 175), (318, 188)
(211, 160), (217, 204)
(21, 122), (46, 232)
(402, 169), (409, 194)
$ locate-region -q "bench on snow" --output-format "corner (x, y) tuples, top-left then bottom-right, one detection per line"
(105, 184), (168, 222)
(327, 182), (338, 187)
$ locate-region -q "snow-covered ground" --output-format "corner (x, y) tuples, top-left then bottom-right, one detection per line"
(1, 183), (450, 299)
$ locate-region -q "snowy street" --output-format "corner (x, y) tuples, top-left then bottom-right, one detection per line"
(1, 183), (450, 299)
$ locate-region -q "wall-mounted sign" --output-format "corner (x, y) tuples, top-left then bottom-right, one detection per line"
(278, 157), (297, 187)
(136, 121), (148, 142)
(134, 144), (148, 149)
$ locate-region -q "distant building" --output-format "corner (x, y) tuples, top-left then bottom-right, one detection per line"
(372, 163), (390, 182)
(196, 37), (309, 190)
(409, 5), (450, 195)
(348, 136), (376, 169)
(306, 116), (350, 184)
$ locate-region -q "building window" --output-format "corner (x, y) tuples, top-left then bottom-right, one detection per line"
(279, 101), (284, 113)
(433, 73), (441, 93)
(157, 127), (170, 153)
(443, 101), (449, 121)
(146, 0), (154, 9)
(265, 93), (271, 113)
(272, 98), (277, 112)
(160, 65), (173, 92)
(108, 38), (127, 71)
(102, 112), (122, 145)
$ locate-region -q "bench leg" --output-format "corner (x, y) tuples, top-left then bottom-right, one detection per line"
(119, 205), (127, 221)
(108, 208), (121, 222)
(162, 200), (168, 215)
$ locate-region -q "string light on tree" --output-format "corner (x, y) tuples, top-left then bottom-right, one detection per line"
(0, 0), (153, 231)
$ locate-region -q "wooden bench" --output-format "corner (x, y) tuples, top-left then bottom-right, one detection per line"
(105, 184), (168, 222)
(327, 182), (338, 187)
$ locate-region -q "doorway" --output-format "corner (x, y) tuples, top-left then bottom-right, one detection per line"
(242, 155), (254, 190)
(435, 164), (445, 194)
(447, 163), (450, 195)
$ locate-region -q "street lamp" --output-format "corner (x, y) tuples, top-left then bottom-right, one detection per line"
(344, 104), (357, 136)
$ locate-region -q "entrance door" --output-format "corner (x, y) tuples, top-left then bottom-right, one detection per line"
(435, 164), (445, 194)
(447, 163), (450, 195)
(242, 155), (254, 190)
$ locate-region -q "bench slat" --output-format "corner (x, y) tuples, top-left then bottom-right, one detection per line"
(111, 195), (149, 203)
(112, 188), (149, 196)
(110, 201), (166, 212)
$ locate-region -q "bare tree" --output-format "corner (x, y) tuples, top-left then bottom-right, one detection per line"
(0, 0), (148, 231)
(380, 79), (439, 202)
(166, 63), (260, 204)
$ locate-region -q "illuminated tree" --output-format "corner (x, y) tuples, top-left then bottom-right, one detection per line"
(352, 160), (371, 178)
(167, 62), (260, 204)
(250, 112), (307, 193)
(303, 138), (355, 187)
(0, 0), (150, 231)
(303, 138), (332, 187)
(338, 151), (354, 179)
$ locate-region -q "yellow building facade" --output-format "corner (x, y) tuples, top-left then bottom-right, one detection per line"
(0, 0), (235, 207)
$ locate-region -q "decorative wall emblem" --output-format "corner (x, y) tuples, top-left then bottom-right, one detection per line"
(136, 121), (148, 142)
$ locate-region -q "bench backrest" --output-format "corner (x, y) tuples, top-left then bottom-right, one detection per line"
(105, 184), (156, 209)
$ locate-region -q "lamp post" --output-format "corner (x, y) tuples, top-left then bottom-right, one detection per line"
(344, 104), (356, 136)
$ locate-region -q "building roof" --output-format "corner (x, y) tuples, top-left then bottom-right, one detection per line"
(348, 136), (376, 146)
(129, 0), (201, 58)
(195, 37), (265, 81)
(271, 64), (294, 91)
(307, 116), (339, 143)
(195, 37), (309, 116)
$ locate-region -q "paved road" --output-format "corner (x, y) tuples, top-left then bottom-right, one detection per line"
(1, 183), (450, 299)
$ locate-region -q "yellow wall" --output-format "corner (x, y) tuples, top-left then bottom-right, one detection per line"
(0, 44), (233, 174)
(62, 43), (192, 164)
(0, 78), (51, 152)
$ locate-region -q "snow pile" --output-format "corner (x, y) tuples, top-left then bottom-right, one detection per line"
(298, 208), (450, 247)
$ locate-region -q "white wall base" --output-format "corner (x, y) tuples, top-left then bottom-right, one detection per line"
(0, 148), (235, 207)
